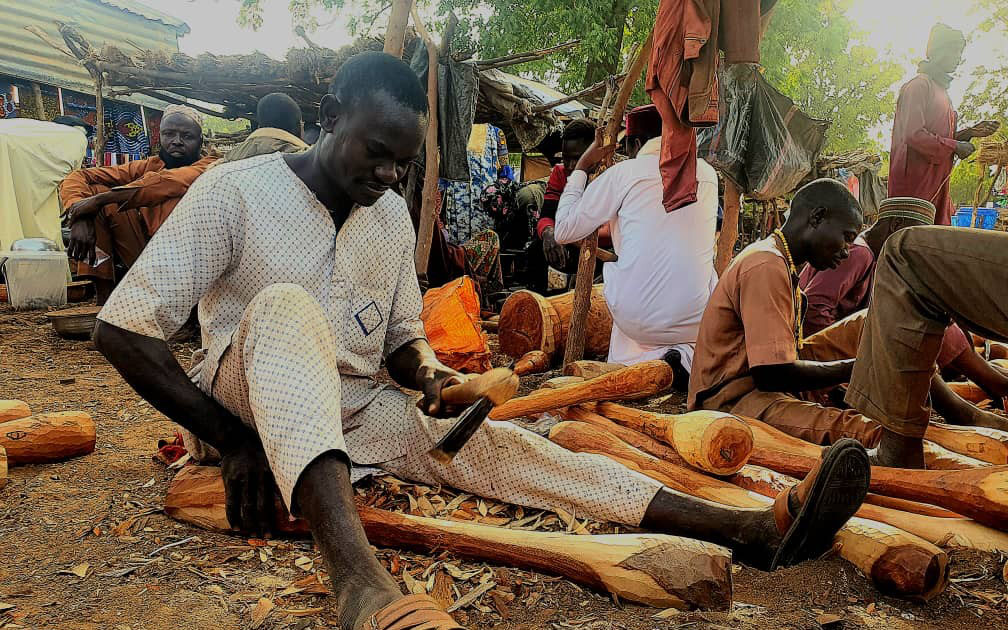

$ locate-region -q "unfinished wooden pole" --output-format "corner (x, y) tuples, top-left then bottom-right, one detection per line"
(562, 33), (653, 367)
(411, 6), (440, 280)
(0, 400), (31, 423)
(715, 179), (741, 275)
(165, 466), (734, 611)
(549, 421), (949, 601)
(383, 0), (413, 58)
(0, 412), (96, 465)
(31, 82), (46, 119)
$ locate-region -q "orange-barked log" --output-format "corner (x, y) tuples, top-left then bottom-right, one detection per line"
(0, 412), (96, 464)
(514, 350), (550, 376)
(165, 466), (733, 611)
(0, 400), (31, 423)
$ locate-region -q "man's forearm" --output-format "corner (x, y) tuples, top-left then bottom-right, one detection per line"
(752, 359), (855, 394)
(93, 321), (252, 452)
(386, 338), (452, 391)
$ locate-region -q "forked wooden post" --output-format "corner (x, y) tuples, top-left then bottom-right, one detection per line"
(715, 179), (741, 274)
(411, 6), (440, 280)
(562, 33), (653, 367)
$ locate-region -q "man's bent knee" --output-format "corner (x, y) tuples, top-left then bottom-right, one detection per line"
(247, 283), (326, 322)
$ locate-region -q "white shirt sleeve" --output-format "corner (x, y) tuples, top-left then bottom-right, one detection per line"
(553, 168), (621, 244)
(97, 173), (238, 341)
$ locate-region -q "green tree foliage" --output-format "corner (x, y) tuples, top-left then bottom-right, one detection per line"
(759, 0), (902, 153)
(960, 0), (1008, 122)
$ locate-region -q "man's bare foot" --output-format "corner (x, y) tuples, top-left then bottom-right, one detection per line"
(868, 430), (925, 468)
(334, 580), (403, 630)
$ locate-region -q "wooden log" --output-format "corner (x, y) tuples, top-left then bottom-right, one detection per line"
(489, 361), (675, 421)
(862, 494), (962, 519)
(922, 440), (989, 470)
(715, 179), (741, 275)
(591, 403), (753, 476)
(514, 350), (550, 376)
(0, 400), (31, 423)
(947, 381), (988, 404)
(740, 415), (1008, 530)
(0, 412), (96, 465)
(0, 447), (6, 490)
(563, 360), (625, 380)
(561, 406), (691, 469)
(165, 466), (733, 611)
(925, 423), (1008, 465)
(498, 287), (611, 362)
(732, 465), (1008, 553)
(549, 422), (949, 600)
(383, 0), (413, 58)
(542, 376), (585, 389)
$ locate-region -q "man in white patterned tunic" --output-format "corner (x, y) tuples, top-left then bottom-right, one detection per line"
(93, 53), (869, 630)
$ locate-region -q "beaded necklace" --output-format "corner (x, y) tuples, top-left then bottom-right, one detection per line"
(772, 229), (805, 349)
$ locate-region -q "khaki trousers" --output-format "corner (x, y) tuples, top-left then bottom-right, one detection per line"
(846, 227), (1008, 438)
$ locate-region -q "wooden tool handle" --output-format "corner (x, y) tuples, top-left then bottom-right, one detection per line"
(440, 367), (519, 407)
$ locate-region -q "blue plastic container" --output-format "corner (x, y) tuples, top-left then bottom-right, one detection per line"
(953, 207), (1000, 229)
(953, 207), (975, 227)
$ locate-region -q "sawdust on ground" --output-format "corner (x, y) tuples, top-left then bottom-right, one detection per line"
(1, 305), (1006, 630)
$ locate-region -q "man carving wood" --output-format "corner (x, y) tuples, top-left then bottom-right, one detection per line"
(93, 53), (868, 630)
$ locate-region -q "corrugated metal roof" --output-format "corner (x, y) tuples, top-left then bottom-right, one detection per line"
(93, 0), (190, 34)
(0, 0), (185, 106)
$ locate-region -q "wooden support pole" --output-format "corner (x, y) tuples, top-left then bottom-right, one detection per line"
(383, 0), (413, 58)
(562, 33), (653, 367)
(94, 72), (105, 166)
(411, 6), (440, 282)
(715, 179), (741, 275)
(31, 82), (45, 119)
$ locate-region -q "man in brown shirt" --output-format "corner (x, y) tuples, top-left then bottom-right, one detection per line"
(688, 179), (876, 445)
(217, 92), (308, 165)
(61, 105), (214, 303)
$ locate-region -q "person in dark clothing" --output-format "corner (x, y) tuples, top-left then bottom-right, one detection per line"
(303, 123), (321, 145)
(527, 118), (596, 293)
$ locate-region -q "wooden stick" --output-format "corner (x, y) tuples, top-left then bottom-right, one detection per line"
(562, 33), (653, 368)
(563, 360), (625, 380)
(475, 40), (579, 70)
(715, 179), (741, 275)
(925, 423), (1008, 465)
(489, 360), (675, 421)
(739, 415), (1008, 529)
(732, 465), (1008, 553)
(530, 75), (620, 113)
(862, 494), (962, 519)
(383, 0), (413, 58)
(0, 412), (96, 465)
(549, 422), (949, 601)
(514, 350), (550, 376)
(165, 466), (733, 611)
(0, 401), (31, 423)
(411, 5), (440, 278)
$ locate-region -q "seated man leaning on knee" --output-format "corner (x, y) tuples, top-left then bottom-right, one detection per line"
(93, 53), (869, 630)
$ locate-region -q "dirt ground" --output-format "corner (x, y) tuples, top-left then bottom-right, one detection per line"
(1, 304), (1007, 630)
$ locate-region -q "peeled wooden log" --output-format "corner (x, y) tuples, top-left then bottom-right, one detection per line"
(563, 360), (625, 380)
(561, 406), (691, 469)
(0, 447), (6, 489)
(0, 400), (31, 423)
(0, 412), (96, 464)
(165, 466), (733, 611)
(489, 360), (675, 421)
(947, 381), (989, 404)
(498, 286), (612, 362)
(582, 404), (753, 476)
(741, 415), (1008, 530)
(732, 465), (1008, 553)
(862, 494), (962, 519)
(549, 422), (949, 600)
(514, 350), (550, 376)
(923, 440), (989, 470)
(542, 376), (585, 389)
(925, 423), (1008, 465)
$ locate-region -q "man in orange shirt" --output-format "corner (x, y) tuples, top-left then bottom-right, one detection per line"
(61, 105), (215, 303)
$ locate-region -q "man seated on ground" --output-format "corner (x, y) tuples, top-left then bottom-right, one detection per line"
(800, 196), (1008, 406)
(527, 118), (596, 294)
(218, 92), (308, 164)
(60, 105), (215, 304)
(92, 53), (868, 630)
(848, 226), (1008, 467)
(553, 104), (718, 386)
(689, 181), (1007, 448)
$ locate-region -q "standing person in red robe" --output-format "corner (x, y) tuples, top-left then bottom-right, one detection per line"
(888, 23), (999, 225)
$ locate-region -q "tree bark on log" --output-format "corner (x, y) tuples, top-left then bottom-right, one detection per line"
(498, 287), (611, 363)
(0, 412), (96, 465)
(549, 421), (949, 601)
(590, 403), (753, 476)
(0, 400), (31, 423)
(563, 360), (625, 379)
(740, 415), (1008, 530)
(488, 361), (675, 421)
(383, 0), (413, 58)
(732, 464), (1008, 554)
(165, 466), (734, 611)
(715, 179), (741, 275)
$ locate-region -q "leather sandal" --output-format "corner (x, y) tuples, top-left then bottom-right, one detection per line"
(365, 594), (465, 630)
(769, 438), (870, 570)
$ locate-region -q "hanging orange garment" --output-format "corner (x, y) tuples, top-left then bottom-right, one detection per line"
(421, 276), (492, 373)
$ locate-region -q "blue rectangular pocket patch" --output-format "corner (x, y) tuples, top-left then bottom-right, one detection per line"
(354, 301), (383, 336)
